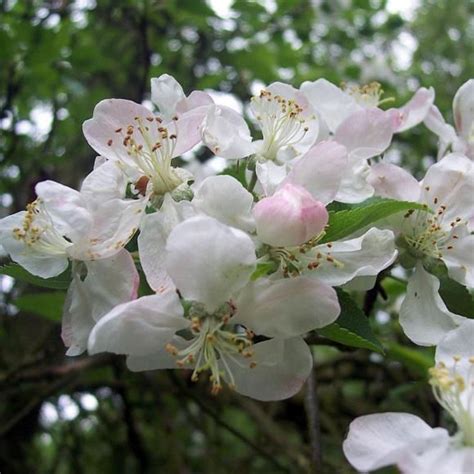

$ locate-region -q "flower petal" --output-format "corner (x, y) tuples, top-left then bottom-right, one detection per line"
(62, 250), (139, 356)
(343, 412), (449, 472)
(234, 276), (339, 337)
(284, 141), (348, 204)
(36, 180), (93, 242)
(395, 87), (435, 133)
(127, 336), (191, 371)
(223, 337), (313, 401)
(88, 292), (188, 356)
(255, 161), (288, 196)
(300, 79), (360, 132)
(307, 228), (397, 286)
(165, 216), (256, 311)
(82, 98), (154, 165)
(138, 195), (196, 292)
(453, 79), (474, 142)
(254, 183), (328, 247)
(201, 105), (254, 159)
(400, 263), (464, 346)
(193, 175), (255, 232)
(150, 74), (186, 119)
(0, 211), (70, 278)
(435, 319), (474, 366)
(334, 108), (395, 160)
(421, 153), (474, 229)
(442, 229), (474, 287)
(367, 162), (421, 201)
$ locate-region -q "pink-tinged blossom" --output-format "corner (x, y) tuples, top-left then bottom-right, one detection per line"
(425, 79), (474, 159)
(0, 160), (145, 278)
(200, 82), (321, 164)
(368, 154), (474, 344)
(300, 78), (434, 134)
(254, 183), (328, 247)
(88, 216), (335, 400)
(83, 76), (212, 196)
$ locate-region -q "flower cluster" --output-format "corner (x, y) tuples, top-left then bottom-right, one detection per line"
(0, 74), (473, 470)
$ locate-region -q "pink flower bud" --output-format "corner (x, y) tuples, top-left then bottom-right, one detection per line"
(254, 183), (328, 247)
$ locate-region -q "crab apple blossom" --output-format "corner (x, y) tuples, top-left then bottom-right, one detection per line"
(83, 76), (213, 197)
(300, 78), (434, 134)
(0, 160), (144, 278)
(201, 82), (320, 163)
(343, 320), (474, 474)
(425, 79), (474, 160)
(368, 153), (474, 344)
(89, 216), (339, 399)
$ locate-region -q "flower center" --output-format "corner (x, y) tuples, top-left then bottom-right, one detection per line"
(110, 116), (183, 195)
(429, 356), (474, 447)
(251, 89), (310, 161)
(12, 199), (71, 255)
(401, 199), (465, 261)
(265, 232), (344, 278)
(342, 81), (387, 108)
(166, 302), (256, 395)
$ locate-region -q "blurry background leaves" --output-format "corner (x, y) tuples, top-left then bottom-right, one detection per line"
(0, 0), (472, 472)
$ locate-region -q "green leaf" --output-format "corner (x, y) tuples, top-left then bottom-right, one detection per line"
(15, 292), (67, 321)
(318, 289), (384, 354)
(320, 197), (429, 243)
(0, 263), (71, 290)
(439, 277), (474, 318)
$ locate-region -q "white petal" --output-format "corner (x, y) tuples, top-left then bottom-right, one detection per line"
(193, 175), (255, 232)
(400, 263), (464, 346)
(395, 87), (435, 133)
(421, 153), (474, 229)
(36, 180), (93, 242)
(62, 250), (139, 356)
(80, 159), (128, 204)
(300, 79), (360, 132)
(165, 216), (256, 311)
(424, 105), (458, 159)
(308, 228), (397, 286)
(0, 211), (69, 278)
(367, 162), (421, 201)
(201, 105), (254, 159)
(334, 108), (395, 160)
(88, 292), (188, 356)
(436, 319), (474, 366)
(138, 195), (196, 292)
(453, 79), (474, 142)
(255, 161), (288, 196)
(343, 412), (449, 472)
(150, 74), (186, 119)
(224, 337), (313, 401)
(82, 99), (154, 166)
(71, 197), (145, 260)
(284, 141), (348, 204)
(127, 336), (191, 371)
(335, 158), (375, 203)
(234, 276), (339, 337)
(442, 230), (474, 287)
